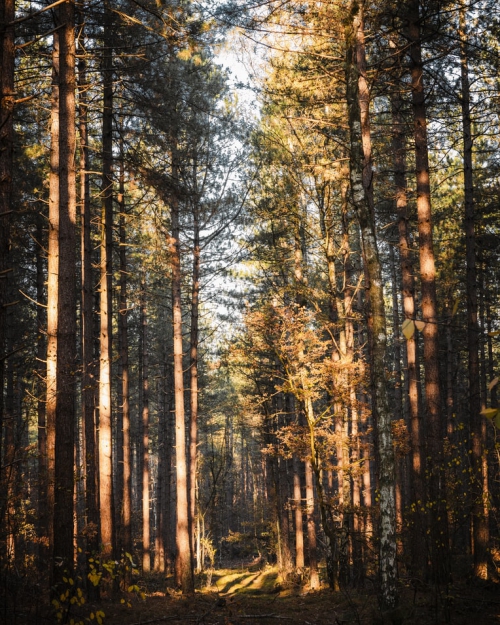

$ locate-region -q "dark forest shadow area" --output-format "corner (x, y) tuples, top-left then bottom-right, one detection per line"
(4, 560), (500, 625)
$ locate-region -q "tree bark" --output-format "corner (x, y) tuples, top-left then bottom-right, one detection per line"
(140, 276), (151, 572)
(459, 1), (489, 580)
(389, 244), (404, 545)
(46, 29), (60, 560)
(78, 34), (99, 560)
(118, 146), (132, 557)
(346, 1), (398, 609)
(189, 198), (200, 564)
(390, 89), (425, 577)
(406, 0), (450, 584)
(293, 455), (305, 571)
(98, 0), (115, 557)
(0, 0), (15, 476)
(304, 456), (319, 590)
(53, 0), (77, 583)
(170, 154), (194, 593)
(36, 220), (48, 559)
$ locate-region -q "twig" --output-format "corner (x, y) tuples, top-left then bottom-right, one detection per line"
(237, 616), (292, 620)
(127, 617), (196, 624)
(195, 601), (218, 624)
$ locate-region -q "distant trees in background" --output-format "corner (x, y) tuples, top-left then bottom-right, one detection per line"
(0, 0), (500, 620)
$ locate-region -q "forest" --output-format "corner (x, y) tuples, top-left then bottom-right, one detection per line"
(1, 0), (500, 623)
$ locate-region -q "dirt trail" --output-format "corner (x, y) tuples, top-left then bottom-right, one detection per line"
(66, 564), (500, 625)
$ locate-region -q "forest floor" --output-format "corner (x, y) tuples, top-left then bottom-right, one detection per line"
(96, 560), (500, 625)
(8, 558), (500, 624)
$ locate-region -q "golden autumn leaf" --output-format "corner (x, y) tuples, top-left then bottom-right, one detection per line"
(402, 319), (415, 340)
(415, 320), (425, 331)
(480, 407), (498, 419)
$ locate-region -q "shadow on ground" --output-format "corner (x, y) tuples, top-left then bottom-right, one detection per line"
(212, 568), (278, 595)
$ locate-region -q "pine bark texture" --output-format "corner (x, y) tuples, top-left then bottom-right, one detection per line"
(304, 457), (319, 590)
(46, 31), (60, 557)
(141, 279), (150, 572)
(459, 2), (489, 579)
(170, 159), (194, 593)
(390, 90), (425, 576)
(98, 1), (114, 556)
(53, 0), (77, 581)
(293, 456), (305, 570)
(407, 0), (450, 584)
(0, 0), (15, 473)
(118, 158), (132, 556)
(346, 1), (397, 610)
(79, 44), (99, 559)
(189, 200), (200, 562)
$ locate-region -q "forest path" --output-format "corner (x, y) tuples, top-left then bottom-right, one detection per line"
(97, 563), (500, 625)
(102, 563), (351, 625)
(211, 567), (279, 595)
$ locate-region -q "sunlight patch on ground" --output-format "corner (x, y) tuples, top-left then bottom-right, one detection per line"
(210, 566), (279, 595)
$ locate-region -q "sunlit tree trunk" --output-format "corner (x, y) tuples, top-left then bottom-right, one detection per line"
(53, 0), (77, 583)
(276, 392), (293, 579)
(293, 454), (304, 571)
(155, 361), (166, 572)
(46, 30), (60, 559)
(407, 0), (450, 584)
(346, 0), (397, 609)
(98, 0), (115, 557)
(140, 277), (150, 572)
(304, 456), (319, 589)
(78, 34), (98, 561)
(170, 154), (194, 593)
(189, 197), (200, 563)
(390, 88), (425, 577)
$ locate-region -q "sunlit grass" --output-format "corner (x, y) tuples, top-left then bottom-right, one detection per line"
(206, 566), (279, 595)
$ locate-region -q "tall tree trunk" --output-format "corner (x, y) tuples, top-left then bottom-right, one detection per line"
(346, 1), (398, 610)
(46, 30), (60, 560)
(155, 362), (166, 573)
(140, 277), (150, 572)
(389, 244), (405, 548)
(99, 0), (115, 557)
(36, 220), (48, 558)
(293, 454), (305, 571)
(53, 0), (77, 583)
(189, 198), (200, 564)
(0, 0), (14, 479)
(164, 361), (175, 574)
(407, 0), (450, 584)
(114, 146), (124, 554)
(459, 1), (489, 580)
(390, 88), (425, 577)
(170, 156), (194, 593)
(118, 147), (132, 557)
(486, 301), (497, 409)
(304, 456), (319, 590)
(277, 393), (293, 579)
(78, 35), (99, 560)
(4, 332), (15, 563)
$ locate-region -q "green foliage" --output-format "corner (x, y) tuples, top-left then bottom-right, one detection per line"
(50, 553), (144, 624)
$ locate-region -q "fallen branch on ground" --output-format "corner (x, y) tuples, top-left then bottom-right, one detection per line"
(237, 616), (292, 620)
